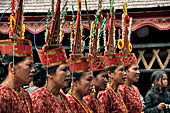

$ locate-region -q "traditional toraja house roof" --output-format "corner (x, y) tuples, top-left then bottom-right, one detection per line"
(0, 0), (170, 35)
(0, 0), (170, 13)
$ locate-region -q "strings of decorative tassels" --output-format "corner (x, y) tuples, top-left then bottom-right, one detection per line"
(122, 2), (127, 41)
(97, 18), (107, 51)
(72, 0), (82, 54)
(70, 22), (73, 52)
(92, 14), (99, 40)
(109, 0), (114, 16)
(11, 0), (15, 16)
(10, 0), (16, 37)
(11, 0), (16, 73)
(103, 24), (107, 51)
(121, 2), (133, 52)
(98, 18), (107, 39)
(71, 1), (75, 51)
(44, 10), (51, 44)
(117, 3), (129, 51)
(97, 28), (100, 52)
(81, 25), (84, 53)
(113, 16), (116, 51)
(78, 0), (83, 53)
(78, 0), (82, 26)
(128, 17), (132, 42)
(21, 23), (25, 39)
(85, 0), (90, 29)
(78, 0), (82, 12)
(71, 3), (76, 33)
(51, 0), (54, 17)
(121, 13), (124, 41)
(89, 22), (94, 53)
(21, 2), (25, 40)
(60, 7), (68, 43)
(128, 17), (132, 52)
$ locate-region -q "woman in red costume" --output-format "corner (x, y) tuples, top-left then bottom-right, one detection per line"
(31, 0), (72, 112)
(66, 0), (93, 112)
(0, 0), (35, 112)
(118, 2), (143, 113)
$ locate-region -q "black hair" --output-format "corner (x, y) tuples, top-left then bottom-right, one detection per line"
(93, 70), (106, 78)
(106, 66), (117, 73)
(33, 63), (46, 87)
(62, 71), (89, 94)
(45, 65), (59, 75)
(0, 54), (26, 81)
(124, 65), (131, 71)
(71, 71), (84, 81)
(62, 71), (84, 94)
(151, 70), (167, 92)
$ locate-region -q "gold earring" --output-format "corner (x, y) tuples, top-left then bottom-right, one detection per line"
(70, 82), (73, 94)
(70, 76), (74, 94)
(12, 69), (15, 80)
(92, 82), (96, 97)
(47, 75), (53, 79)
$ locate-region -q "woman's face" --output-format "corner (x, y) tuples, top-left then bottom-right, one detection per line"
(53, 64), (70, 88)
(94, 71), (107, 91)
(157, 74), (168, 88)
(126, 64), (140, 83)
(77, 71), (93, 96)
(111, 66), (126, 85)
(14, 57), (35, 84)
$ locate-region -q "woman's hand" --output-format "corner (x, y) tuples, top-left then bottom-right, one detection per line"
(157, 103), (165, 110)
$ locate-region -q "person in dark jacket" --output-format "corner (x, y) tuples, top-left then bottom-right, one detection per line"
(144, 70), (170, 113)
(25, 63), (46, 94)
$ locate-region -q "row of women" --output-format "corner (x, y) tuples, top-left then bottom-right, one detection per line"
(0, 0), (170, 113)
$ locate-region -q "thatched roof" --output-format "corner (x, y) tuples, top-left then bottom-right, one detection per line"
(0, 0), (170, 13)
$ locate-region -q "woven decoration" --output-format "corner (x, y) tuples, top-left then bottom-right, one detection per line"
(104, 0), (124, 68)
(0, 0), (33, 57)
(88, 1), (106, 72)
(36, 0), (67, 67)
(69, 0), (92, 73)
(121, 2), (137, 66)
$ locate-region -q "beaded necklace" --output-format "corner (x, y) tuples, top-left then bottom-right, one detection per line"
(127, 85), (134, 90)
(5, 81), (31, 113)
(44, 87), (71, 113)
(107, 84), (128, 113)
(69, 93), (92, 113)
(92, 96), (105, 113)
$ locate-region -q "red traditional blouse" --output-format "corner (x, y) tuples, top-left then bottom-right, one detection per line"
(98, 87), (128, 113)
(83, 95), (105, 113)
(31, 87), (71, 113)
(118, 85), (143, 113)
(66, 93), (93, 113)
(0, 84), (32, 113)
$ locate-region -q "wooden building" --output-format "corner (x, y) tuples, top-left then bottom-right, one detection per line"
(0, 0), (170, 96)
